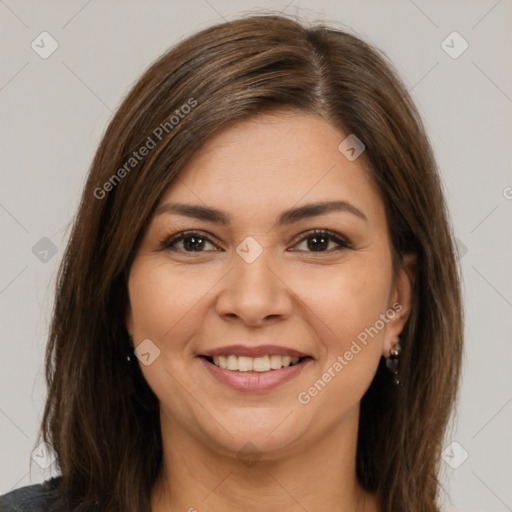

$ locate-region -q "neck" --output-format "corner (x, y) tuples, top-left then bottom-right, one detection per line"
(151, 407), (378, 512)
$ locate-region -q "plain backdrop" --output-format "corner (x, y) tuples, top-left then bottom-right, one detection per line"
(1, 1), (511, 510)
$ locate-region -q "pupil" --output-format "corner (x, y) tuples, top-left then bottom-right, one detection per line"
(308, 235), (328, 251)
(185, 236), (204, 251)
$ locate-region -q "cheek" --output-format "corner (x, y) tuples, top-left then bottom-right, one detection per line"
(297, 257), (391, 408)
(128, 263), (205, 414)
(128, 261), (209, 340)
(296, 255), (392, 350)
(318, 258), (391, 393)
(292, 273), (389, 420)
(332, 274), (389, 343)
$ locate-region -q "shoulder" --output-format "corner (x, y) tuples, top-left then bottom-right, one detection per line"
(0, 477), (63, 512)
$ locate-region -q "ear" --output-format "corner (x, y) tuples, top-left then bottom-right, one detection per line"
(382, 253), (416, 357)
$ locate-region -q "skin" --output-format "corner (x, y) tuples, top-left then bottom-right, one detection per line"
(126, 110), (415, 512)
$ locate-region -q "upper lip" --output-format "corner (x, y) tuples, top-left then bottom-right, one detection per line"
(199, 344), (312, 359)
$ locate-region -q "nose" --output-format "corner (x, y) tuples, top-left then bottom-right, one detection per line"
(215, 247), (293, 327)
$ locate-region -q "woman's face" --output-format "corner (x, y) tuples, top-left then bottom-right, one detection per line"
(126, 110), (413, 459)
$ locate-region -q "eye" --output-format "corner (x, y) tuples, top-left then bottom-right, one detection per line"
(160, 229), (351, 254)
(290, 229), (351, 253)
(160, 231), (219, 252)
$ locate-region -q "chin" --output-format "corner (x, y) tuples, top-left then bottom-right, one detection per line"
(197, 406), (310, 461)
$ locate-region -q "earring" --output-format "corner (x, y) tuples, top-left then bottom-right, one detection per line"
(385, 336), (401, 386)
(127, 336), (134, 362)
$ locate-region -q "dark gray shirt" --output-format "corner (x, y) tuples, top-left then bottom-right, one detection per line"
(0, 478), (64, 512)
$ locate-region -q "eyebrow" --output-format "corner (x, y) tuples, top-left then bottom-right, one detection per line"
(155, 200), (368, 225)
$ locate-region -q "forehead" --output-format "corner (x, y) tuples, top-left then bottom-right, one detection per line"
(157, 111), (385, 227)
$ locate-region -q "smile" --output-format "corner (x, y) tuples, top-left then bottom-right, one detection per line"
(198, 348), (313, 392)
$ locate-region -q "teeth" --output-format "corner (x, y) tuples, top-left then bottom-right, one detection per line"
(253, 355), (270, 372)
(226, 355), (238, 370)
(210, 355), (301, 372)
(269, 355), (282, 369)
(238, 356), (253, 372)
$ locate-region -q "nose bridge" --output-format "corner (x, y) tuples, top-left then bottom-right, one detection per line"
(216, 241), (291, 323)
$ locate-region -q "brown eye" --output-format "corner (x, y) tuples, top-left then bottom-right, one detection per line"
(290, 229), (351, 253)
(161, 231), (218, 252)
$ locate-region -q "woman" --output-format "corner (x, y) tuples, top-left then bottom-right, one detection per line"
(0, 13), (463, 512)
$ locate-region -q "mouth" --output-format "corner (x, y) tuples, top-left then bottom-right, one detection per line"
(197, 345), (313, 392)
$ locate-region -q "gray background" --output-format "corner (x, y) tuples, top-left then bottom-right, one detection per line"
(1, 0), (511, 510)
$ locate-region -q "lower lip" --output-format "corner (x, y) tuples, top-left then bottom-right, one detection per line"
(199, 357), (312, 392)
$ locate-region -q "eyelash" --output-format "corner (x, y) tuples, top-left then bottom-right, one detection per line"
(159, 229), (352, 254)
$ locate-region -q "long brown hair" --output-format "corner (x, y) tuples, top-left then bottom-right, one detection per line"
(39, 14), (463, 512)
